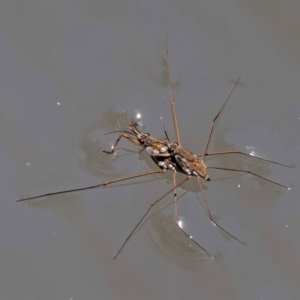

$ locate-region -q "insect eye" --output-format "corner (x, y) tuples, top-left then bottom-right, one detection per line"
(145, 133), (150, 136)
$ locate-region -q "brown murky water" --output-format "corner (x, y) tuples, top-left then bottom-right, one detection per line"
(0, 1), (299, 299)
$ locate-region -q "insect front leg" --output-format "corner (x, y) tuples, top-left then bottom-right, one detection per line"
(102, 134), (142, 154)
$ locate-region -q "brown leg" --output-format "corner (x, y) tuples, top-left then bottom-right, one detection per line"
(199, 150), (290, 168)
(17, 169), (167, 202)
(175, 223), (214, 258)
(173, 170), (178, 222)
(173, 175), (214, 258)
(201, 76), (241, 159)
(114, 175), (214, 259)
(102, 134), (141, 154)
(207, 166), (289, 188)
(165, 33), (181, 146)
(196, 177), (246, 245)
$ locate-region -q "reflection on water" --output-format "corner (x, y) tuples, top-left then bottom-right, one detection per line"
(79, 106), (132, 179)
(26, 194), (155, 300)
(148, 213), (213, 269)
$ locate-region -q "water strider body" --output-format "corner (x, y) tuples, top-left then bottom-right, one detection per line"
(151, 141), (210, 179)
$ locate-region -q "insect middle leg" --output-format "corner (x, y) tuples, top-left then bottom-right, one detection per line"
(201, 76), (241, 158)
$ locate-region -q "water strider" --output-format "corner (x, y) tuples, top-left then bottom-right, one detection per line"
(17, 34), (290, 259)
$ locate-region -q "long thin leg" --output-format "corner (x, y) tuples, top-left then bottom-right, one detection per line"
(114, 175), (190, 259)
(207, 166), (289, 188)
(114, 175), (213, 259)
(165, 33), (181, 146)
(173, 170), (178, 222)
(17, 169), (166, 202)
(196, 177), (246, 245)
(173, 175), (214, 258)
(160, 116), (171, 142)
(201, 76), (241, 158)
(175, 224), (214, 259)
(199, 150), (290, 168)
(102, 134), (141, 154)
